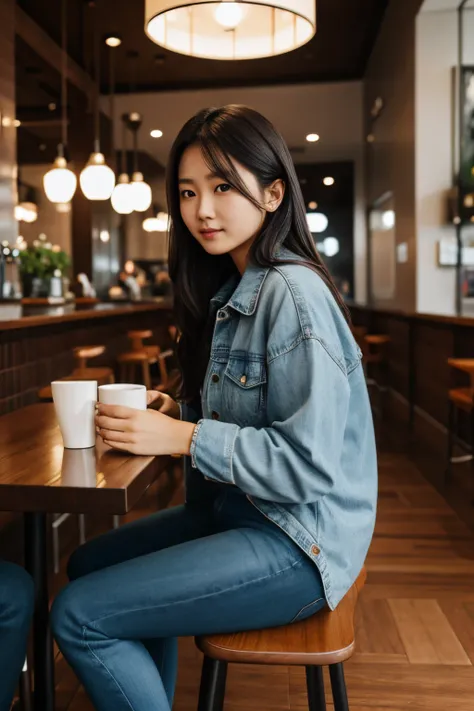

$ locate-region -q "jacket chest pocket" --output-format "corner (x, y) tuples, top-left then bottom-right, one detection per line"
(222, 354), (267, 426)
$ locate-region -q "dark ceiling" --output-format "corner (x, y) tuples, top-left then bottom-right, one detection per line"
(16, 0), (389, 97)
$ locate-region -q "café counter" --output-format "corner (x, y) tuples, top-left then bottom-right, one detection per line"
(0, 299), (174, 415)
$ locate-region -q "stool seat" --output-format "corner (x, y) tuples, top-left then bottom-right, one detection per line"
(196, 568), (366, 667)
(449, 387), (473, 412)
(73, 345), (105, 360)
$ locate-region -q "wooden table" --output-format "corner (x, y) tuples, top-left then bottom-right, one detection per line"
(0, 403), (170, 711)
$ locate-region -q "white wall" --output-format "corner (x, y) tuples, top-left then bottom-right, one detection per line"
(111, 82), (367, 302)
(415, 8), (474, 315)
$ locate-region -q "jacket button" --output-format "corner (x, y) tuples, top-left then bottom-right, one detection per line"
(211, 374), (219, 383)
(240, 375), (247, 384)
(211, 411), (220, 420)
(311, 545), (320, 556)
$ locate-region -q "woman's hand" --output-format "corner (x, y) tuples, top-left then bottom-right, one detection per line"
(146, 390), (180, 419)
(95, 403), (195, 457)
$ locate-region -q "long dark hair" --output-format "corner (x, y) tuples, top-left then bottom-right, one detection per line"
(166, 104), (350, 401)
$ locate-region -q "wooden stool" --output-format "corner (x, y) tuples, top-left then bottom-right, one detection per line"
(195, 568), (366, 711)
(38, 346), (114, 401)
(352, 330), (390, 417)
(446, 358), (474, 480)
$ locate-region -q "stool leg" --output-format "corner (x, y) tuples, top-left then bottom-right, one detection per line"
(329, 663), (349, 711)
(197, 656), (227, 711)
(142, 360), (151, 390)
(446, 399), (455, 481)
(305, 666), (326, 710)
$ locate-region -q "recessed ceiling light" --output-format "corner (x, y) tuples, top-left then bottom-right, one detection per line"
(306, 133), (319, 143)
(105, 35), (122, 47)
(150, 129), (163, 138)
(323, 177), (335, 186)
(308, 201), (318, 210)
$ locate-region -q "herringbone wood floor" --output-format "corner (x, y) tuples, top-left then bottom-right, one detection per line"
(42, 438), (474, 710)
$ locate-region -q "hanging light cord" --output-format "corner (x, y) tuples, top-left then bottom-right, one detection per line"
(120, 116), (127, 176)
(60, 0), (67, 156)
(133, 125), (138, 174)
(109, 46), (115, 158)
(93, 3), (100, 154)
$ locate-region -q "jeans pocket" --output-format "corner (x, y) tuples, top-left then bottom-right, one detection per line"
(290, 596), (326, 624)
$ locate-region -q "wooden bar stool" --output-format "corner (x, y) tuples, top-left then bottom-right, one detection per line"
(118, 330), (179, 393)
(38, 346), (114, 401)
(196, 568), (366, 711)
(446, 358), (474, 481)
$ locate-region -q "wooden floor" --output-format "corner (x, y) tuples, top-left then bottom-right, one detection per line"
(44, 433), (474, 710)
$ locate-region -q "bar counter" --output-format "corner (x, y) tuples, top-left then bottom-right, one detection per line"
(0, 299), (175, 415)
(349, 301), (474, 461)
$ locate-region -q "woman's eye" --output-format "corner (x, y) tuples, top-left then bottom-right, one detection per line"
(180, 189), (195, 199)
(216, 183), (232, 193)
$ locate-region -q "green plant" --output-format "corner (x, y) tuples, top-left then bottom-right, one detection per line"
(18, 244), (71, 279)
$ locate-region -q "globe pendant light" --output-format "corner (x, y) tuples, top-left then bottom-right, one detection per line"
(145, 0), (316, 60)
(80, 144), (115, 200)
(111, 113), (134, 214)
(127, 112), (152, 212)
(79, 3), (115, 200)
(112, 173), (134, 214)
(130, 172), (152, 212)
(43, 0), (77, 203)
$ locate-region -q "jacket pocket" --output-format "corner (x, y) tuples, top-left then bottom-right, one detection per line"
(290, 596), (326, 624)
(222, 353), (267, 425)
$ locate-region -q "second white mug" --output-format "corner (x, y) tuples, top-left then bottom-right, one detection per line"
(98, 383), (147, 410)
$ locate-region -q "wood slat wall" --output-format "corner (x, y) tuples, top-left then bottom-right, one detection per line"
(0, 307), (174, 415)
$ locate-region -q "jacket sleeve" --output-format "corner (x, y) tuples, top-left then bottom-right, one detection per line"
(190, 337), (351, 504)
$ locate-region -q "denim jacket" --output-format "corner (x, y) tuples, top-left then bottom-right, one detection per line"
(182, 249), (377, 610)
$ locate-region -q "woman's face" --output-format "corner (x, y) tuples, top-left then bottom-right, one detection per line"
(178, 144), (278, 271)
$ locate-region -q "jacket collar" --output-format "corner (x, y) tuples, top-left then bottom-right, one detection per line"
(210, 246), (297, 316)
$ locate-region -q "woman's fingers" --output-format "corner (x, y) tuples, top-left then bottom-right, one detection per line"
(147, 390), (163, 406)
(96, 415), (133, 432)
(99, 428), (132, 443)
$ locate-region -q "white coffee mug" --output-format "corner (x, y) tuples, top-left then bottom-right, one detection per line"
(51, 380), (97, 449)
(98, 383), (147, 410)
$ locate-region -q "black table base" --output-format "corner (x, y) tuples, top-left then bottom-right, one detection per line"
(24, 512), (55, 711)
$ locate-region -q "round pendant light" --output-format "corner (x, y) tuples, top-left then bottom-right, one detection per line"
(111, 173), (134, 214)
(43, 0), (77, 204)
(130, 172), (152, 212)
(145, 0), (316, 60)
(44, 156), (77, 204)
(80, 147), (116, 200)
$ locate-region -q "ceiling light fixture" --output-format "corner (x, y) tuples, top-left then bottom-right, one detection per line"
(323, 177), (335, 186)
(145, 0), (316, 60)
(43, 0), (77, 204)
(306, 133), (319, 143)
(105, 34), (122, 47)
(150, 129), (163, 138)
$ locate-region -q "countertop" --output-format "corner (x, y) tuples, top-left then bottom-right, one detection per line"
(0, 299), (173, 331)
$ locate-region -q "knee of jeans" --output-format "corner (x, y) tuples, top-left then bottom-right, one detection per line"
(0, 563), (35, 624)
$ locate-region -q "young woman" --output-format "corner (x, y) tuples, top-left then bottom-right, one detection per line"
(0, 561), (34, 710)
(51, 105), (377, 711)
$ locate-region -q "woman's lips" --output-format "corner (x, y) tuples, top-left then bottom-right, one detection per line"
(200, 229), (222, 240)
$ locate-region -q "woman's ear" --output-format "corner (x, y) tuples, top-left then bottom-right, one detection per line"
(263, 179), (285, 213)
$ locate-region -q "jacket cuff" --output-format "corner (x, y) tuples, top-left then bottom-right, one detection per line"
(190, 418), (240, 484)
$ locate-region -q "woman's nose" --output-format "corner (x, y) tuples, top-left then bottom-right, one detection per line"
(197, 195), (216, 221)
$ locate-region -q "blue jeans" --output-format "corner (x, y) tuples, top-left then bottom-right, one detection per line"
(0, 561), (34, 711)
(51, 488), (325, 711)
